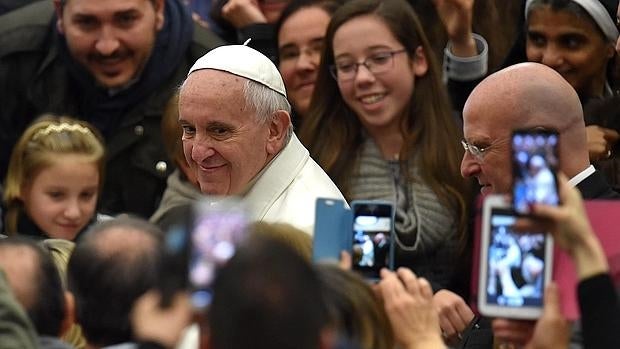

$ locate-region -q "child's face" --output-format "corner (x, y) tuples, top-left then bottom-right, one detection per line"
(22, 154), (99, 240)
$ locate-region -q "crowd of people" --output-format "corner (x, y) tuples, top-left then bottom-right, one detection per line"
(0, 0), (619, 348)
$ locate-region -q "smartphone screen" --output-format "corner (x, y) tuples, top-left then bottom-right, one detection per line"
(351, 202), (394, 280)
(512, 130), (560, 214)
(485, 208), (548, 309)
(189, 201), (249, 310)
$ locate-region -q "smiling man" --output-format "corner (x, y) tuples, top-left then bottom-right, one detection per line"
(178, 44), (345, 235)
(0, 0), (224, 217)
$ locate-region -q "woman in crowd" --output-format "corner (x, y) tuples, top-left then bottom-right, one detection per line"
(2, 116), (105, 241)
(455, 0), (620, 163)
(275, 0), (342, 127)
(300, 0), (471, 290)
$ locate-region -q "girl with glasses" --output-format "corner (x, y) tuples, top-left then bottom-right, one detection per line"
(300, 0), (470, 298)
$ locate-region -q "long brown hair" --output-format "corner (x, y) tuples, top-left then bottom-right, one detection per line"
(299, 0), (470, 240)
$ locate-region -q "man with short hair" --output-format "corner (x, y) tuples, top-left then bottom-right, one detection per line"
(0, 237), (73, 349)
(67, 217), (162, 348)
(177, 44), (346, 235)
(0, 0), (224, 217)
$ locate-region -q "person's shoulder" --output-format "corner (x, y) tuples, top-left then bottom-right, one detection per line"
(0, 1), (54, 57)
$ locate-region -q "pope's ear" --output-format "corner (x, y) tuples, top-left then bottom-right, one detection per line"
(265, 110), (291, 155)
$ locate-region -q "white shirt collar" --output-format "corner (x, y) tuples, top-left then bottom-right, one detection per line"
(567, 165), (595, 187)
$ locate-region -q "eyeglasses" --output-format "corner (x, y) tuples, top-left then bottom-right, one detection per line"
(461, 139), (488, 160)
(329, 49), (407, 81)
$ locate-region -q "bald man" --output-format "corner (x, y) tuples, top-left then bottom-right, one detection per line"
(68, 217), (163, 348)
(434, 62), (619, 349)
(461, 62), (619, 199)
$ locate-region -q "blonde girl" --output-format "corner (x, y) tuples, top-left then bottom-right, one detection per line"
(3, 116), (105, 240)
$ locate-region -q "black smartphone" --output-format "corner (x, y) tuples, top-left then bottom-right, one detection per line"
(350, 200), (394, 281)
(188, 200), (249, 310)
(478, 195), (553, 320)
(512, 129), (560, 215)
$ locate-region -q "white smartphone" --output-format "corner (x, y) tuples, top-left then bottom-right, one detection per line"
(478, 195), (553, 319)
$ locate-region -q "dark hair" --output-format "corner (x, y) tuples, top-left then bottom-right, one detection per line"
(316, 265), (393, 349)
(0, 237), (66, 337)
(274, 0), (343, 65)
(299, 0), (470, 242)
(67, 217), (162, 346)
(209, 237), (329, 349)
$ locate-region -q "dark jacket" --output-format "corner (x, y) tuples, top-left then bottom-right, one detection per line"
(0, 1), (224, 217)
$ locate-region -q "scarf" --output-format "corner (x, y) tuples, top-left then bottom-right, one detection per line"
(55, 0), (193, 137)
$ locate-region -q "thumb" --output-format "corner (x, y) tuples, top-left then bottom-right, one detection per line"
(542, 283), (561, 317)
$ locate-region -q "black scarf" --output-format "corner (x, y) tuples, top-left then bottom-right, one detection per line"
(55, 0), (193, 137)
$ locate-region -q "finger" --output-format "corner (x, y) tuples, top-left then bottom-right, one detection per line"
(542, 282), (562, 316)
(397, 268), (420, 297)
(602, 128), (620, 142)
(512, 216), (549, 233)
(445, 306), (470, 332)
(379, 269), (402, 300)
(418, 277), (434, 301)
(438, 314), (458, 336)
(492, 319), (534, 345)
(339, 250), (352, 270)
(455, 301), (475, 325)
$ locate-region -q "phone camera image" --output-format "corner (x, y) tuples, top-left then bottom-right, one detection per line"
(486, 211), (546, 308)
(190, 202), (248, 309)
(352, 214), (391, 278)
(512, 131), (559, 214)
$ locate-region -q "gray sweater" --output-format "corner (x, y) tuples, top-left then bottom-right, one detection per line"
(349, 137), (460, 289)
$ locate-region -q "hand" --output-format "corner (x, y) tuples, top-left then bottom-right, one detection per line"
(492, 318), (535, 346)
(524, 283), (570, 349)
(339, 250), (352, 270)
(131, 290), (193, 349)
(221, 0), (267, 28)
(432, 289), (475, 343)
(514, 173), (608, 279)
(433, 0), (476, 56)
(379, 268), (444, 349)
(586, 125), (619, 161)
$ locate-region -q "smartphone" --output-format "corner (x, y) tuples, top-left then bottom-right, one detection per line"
(350, 200), (395, 281)
(478, 195), (553, 319)
(313, 198), (351, 263)
(189, 199), (249, 310)
(512, 129), (560, 215)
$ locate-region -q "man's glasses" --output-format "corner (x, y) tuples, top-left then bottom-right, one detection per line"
(329, 49), (407, 81)
(461, 139), (488, 160)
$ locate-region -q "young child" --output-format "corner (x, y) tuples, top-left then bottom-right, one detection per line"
(2, 116), (105, 241)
